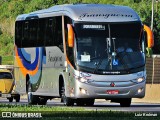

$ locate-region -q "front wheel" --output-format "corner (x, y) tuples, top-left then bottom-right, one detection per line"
(77, 99), (95, 106)
(120, 98), (131, 107)
(85, 99), (95, 106)
(61, 86), (74, 106)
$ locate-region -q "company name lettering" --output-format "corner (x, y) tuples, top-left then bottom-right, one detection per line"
(48, 52), (62, 66)
(79, 13), (133, 20)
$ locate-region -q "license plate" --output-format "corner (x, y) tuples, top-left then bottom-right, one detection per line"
(106, 90), (119, 94)
(1, 94), (11, 98)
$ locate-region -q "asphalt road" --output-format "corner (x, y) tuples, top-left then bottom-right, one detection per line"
(0, 98), (160, 112)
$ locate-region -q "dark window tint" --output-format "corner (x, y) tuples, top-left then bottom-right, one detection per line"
(15, 16), (63, 51)
(0, 72), (12, 79)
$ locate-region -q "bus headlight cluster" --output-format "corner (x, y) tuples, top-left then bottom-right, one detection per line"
(131, 77), (145, 83)
(77, 77), (94, 83)
(137, 77), (145, 83)
(79, 77), (88, 83)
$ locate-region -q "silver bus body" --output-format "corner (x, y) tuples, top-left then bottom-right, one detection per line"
(14, 4), (146, 106)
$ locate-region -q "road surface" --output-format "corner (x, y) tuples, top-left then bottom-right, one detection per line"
(0, 98), (160, 112)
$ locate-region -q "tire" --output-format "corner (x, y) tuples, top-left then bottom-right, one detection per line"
(120, 98), (131, 107)
(61, 85), (74, 106)
(76, 99), (85, 106)
(38, 98), (47, 105)
(8, 97), (13, 102)
(76, 99), (95, 106)
(27, 82), (39, 105)
(85, 99), (95, 106)
(15, 95), (20, 102)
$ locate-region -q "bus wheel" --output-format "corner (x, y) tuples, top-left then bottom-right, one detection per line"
(38, 98), (47, 105)
(61, 86), (74, 106)
(8, 97), (13, 102)
(76, 99), (85, 106)
(120, 98), (131, 107)
(85, 99), (95, 106)
(27, 83), (39, 105)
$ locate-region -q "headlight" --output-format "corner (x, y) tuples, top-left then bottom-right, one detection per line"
(79, 77), (88, 83)
(131, 77), (145, 83)
(137, 77), (145, 83)
(77, 77), (94, 83)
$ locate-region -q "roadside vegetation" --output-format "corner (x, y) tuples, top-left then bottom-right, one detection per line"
(0, 0), (160, 64)
(0, 104), (159, 120)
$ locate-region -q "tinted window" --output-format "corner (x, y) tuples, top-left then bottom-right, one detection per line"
(15, 16), (63, 50)
(0, 72), (12, 79)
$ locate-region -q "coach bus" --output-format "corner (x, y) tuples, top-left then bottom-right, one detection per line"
(14, 4), (154, 107)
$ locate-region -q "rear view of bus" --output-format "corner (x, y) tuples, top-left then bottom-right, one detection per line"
(14, 4), (154, 107)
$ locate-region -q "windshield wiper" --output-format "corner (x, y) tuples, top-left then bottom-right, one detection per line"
(93, 25), (113, 73)
(127, 64), (145, 72)
(93, 36), (113, 73)
(93, 49), (108, 74)
(116, 52), (129, 70)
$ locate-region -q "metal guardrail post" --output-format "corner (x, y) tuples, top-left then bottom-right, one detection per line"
(151, 55), (160, 84)
(152, 56), (155, 84)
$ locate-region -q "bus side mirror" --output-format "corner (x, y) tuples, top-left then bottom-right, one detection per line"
(144, 25), (154, 48)
(67, 24), (74, 48)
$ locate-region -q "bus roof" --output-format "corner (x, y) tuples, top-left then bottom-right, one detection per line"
(16, 4), (140, 22)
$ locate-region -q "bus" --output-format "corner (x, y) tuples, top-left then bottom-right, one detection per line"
(14, 4), (154, 107)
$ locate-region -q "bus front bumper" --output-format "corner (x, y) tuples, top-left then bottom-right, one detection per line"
(73, 80), (145, 99)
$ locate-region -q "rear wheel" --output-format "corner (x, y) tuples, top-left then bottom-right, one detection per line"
(27, 82), (39, 105)
(61, 84), (74, 106)
(120, 98), (131, 107)
(38, 98), (47, 105)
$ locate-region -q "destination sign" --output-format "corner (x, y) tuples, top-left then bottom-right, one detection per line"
(82, 25), (105, 30)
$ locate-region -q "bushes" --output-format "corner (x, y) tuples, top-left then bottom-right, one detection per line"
(0, 0), (160, 59)
(0, 33), (13, 56)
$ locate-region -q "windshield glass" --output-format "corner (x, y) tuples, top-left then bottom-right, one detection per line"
(0, 72), (12, 79)
(74, 22), (145, 74)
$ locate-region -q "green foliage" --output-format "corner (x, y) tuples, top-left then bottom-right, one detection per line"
(0, 33), (13, 62)
(146, 47), (153, 57)
(24, 0), (55, 13)
(0, 0), (160, 63)
(1, 55), (13, 65)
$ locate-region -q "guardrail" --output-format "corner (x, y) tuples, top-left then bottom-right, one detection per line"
(146, 55), (160, 84)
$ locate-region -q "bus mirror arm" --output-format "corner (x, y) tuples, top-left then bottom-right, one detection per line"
(67, 24), (74, 48)
(144, 25), (154, 48)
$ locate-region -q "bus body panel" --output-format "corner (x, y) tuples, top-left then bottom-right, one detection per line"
(14, 4), (149, 105)
(73, 70), (146, 99)
(14, 46), (65, 96)
(16, 4), (140, 23)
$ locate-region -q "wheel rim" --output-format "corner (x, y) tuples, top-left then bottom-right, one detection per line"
(28, 92), (32, 103)
(61, 86), (67, 104)
(27, 83), (32, 103)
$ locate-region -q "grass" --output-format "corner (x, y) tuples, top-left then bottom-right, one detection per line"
(0, 104), (159, 120)
(0, 104), (85, 111)
(1, 55), (13, 65)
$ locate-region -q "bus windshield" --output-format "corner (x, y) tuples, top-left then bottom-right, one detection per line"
(74, 22), (145, 74)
